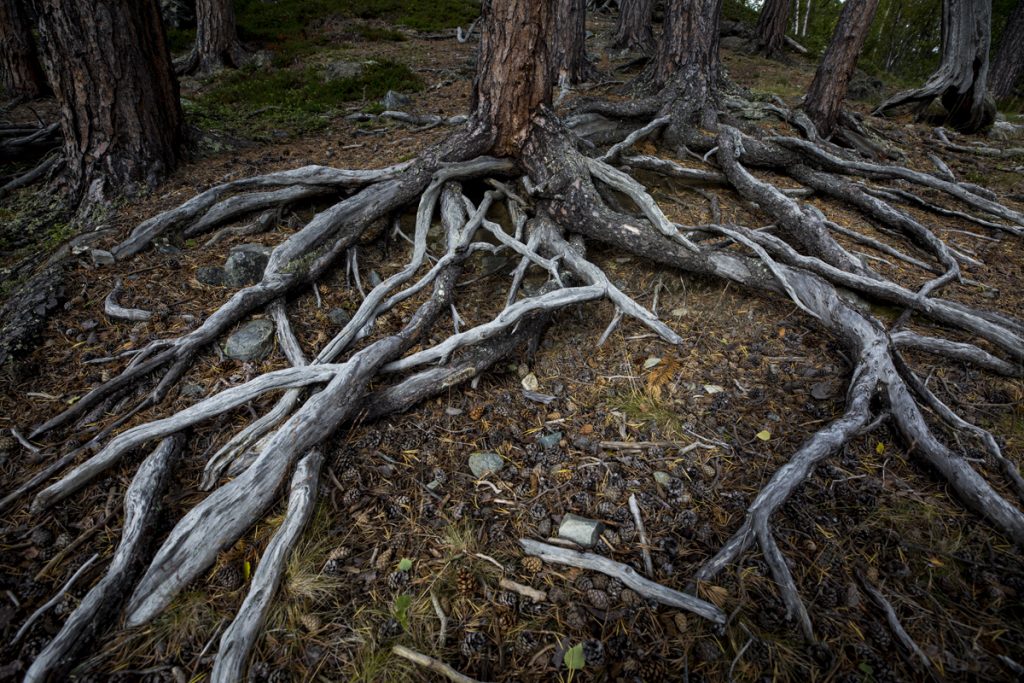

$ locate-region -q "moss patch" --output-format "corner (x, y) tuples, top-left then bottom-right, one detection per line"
(187, 59), (423, 138)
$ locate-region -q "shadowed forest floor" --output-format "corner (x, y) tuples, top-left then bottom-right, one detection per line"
(1, 5), (1024, 682)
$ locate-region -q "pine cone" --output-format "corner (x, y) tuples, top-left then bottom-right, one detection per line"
(495, 590), (518, 609)
(456, 566), (476, 595)
(386, 570), (409, 591)
(586, 588), (610, 610)
(213, 563), (243, 591)
(460, 629), (489, 658)
(299, 613), (322, 633)
(374, 546), (394, 571)
(521, 556), (543, 574)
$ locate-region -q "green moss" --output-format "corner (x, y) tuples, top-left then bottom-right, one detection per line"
(355, 24), (407, 42)
(188, 60), (423, 138)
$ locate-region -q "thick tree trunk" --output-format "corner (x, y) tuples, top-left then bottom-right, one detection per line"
(991, 0), (1024, 100)
(656, 0), (723, 130)
(186, 0), (243, 74)
(755, 0), (791, 57)
(552, 0), (591, 86)
(804, 0), (880, 137)
(33, 0), (184, 201)
(874, 0), (995, 134)
(0, 0), (48, 98)
(471, 0), (553, 156)
(613, 0), (653, 51)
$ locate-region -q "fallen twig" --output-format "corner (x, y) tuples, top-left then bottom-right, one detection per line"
(14, 553), (98, 644)
(628, 494), (655, 577)
(498, 577), (547, 603)
(519, 539), (725, 623)
(392, 645), (489, 683)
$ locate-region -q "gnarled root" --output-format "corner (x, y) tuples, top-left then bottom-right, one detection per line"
(15, 102), (1024, 678)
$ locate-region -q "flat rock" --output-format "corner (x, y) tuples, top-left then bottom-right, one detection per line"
(328, 307), (352, 326)
(196, 265), (226, 285)
(90, 249), (115, 267)
(324, 60), (363, 81)
(537, 431), (562, 449)
(224, 244), (272, 287)
(223, 319), (275, 361)
(557, 514), (605, 548)
(381, 90), (411, 110)
(468, 451), (504, 478)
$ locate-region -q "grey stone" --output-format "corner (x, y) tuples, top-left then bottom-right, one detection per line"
(720, 35), (749, 52)
(324, 60), (364, 81)
(468, 451), (504, 478)
(224, 244), (272, 287)
(90, 249), (115, 267)
(223, 319), (275, 361)
(368, 270), (383, 287)
(653, 471), (673, 487)
(537, 431), (562, 449)
(848, 69), (885, 101)
(381, 90), (411, 110)
(181, 383), (205, 398)
(557, 514), (605, 548)
(196, 266), (226, 285)
(327, 308), (352, 326)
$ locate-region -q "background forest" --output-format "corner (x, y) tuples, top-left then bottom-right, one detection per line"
(2, 1), (1024, 682)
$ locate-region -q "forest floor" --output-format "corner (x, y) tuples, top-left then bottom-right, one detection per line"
(2, 5), (1024, 683)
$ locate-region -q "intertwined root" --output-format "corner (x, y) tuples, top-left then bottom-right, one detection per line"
(15, 103), (1024, 678)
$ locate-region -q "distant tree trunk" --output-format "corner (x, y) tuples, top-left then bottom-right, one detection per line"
(657, 0), (723, 131)
(874, 0), (995, 133)
(613, 0), (653, 51)
(181, 0), (243, 74)
(804, 0), (880, 137)
(0, 0), (48, 98)
(991, 0), (1024, 100)
(34, 0), (184, 202)
(471, 0), (553, 156)
(552, 0), (591, 85)
(755, 0), (791, 57)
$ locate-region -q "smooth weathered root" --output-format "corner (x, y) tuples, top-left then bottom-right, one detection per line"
(25, 435), (184, 683)
(520, 539), (727, 624)
(15, 100), (1024, 677)
(210, 451), (322, 683)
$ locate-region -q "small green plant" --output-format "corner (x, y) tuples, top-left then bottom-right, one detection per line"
(563, 643), (585, 681)
(392, 594), (412, 631)
(397, 558), (413, 572)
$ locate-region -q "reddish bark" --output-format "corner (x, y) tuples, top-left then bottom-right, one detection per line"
(0, 0), (48, 98)
(34, 0), (184, 200)
(804, 0), (881, 137)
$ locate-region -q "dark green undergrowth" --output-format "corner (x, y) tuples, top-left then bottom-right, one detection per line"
(186, 59), (422, 138)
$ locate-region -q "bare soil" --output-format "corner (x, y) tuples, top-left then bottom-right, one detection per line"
(1, 12), (1023, 683)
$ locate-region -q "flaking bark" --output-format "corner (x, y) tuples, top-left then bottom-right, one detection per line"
(0, 0), (48, 98)
(613, 0), (653, 51)
(991, 0), (1024, 100)
(33, 0), (184, 201)
(804, 0), (880, 137)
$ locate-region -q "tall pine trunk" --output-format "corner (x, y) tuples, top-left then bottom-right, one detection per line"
(991, 0), (1024, 100)
(657, 0), (723, 131)
(874, 0), (995, 133)
(471, 0), (553, 156)
(34, 0), (184, 201)
(552, 0), (591, 86)
(613, 0), (653, 51)
(0, 0), (48, 98)
(185, 0), (243, 74)
(755, 0), (791, 57)
(804, 0), (880, 137)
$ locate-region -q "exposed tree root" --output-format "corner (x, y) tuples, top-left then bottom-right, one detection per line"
(11, 90), (1024, 679)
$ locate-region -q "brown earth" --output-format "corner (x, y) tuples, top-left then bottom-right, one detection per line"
(1, 12), (1023, 683)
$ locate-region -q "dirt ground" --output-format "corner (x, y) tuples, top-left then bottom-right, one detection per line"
(2, 11), (1024, 683)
